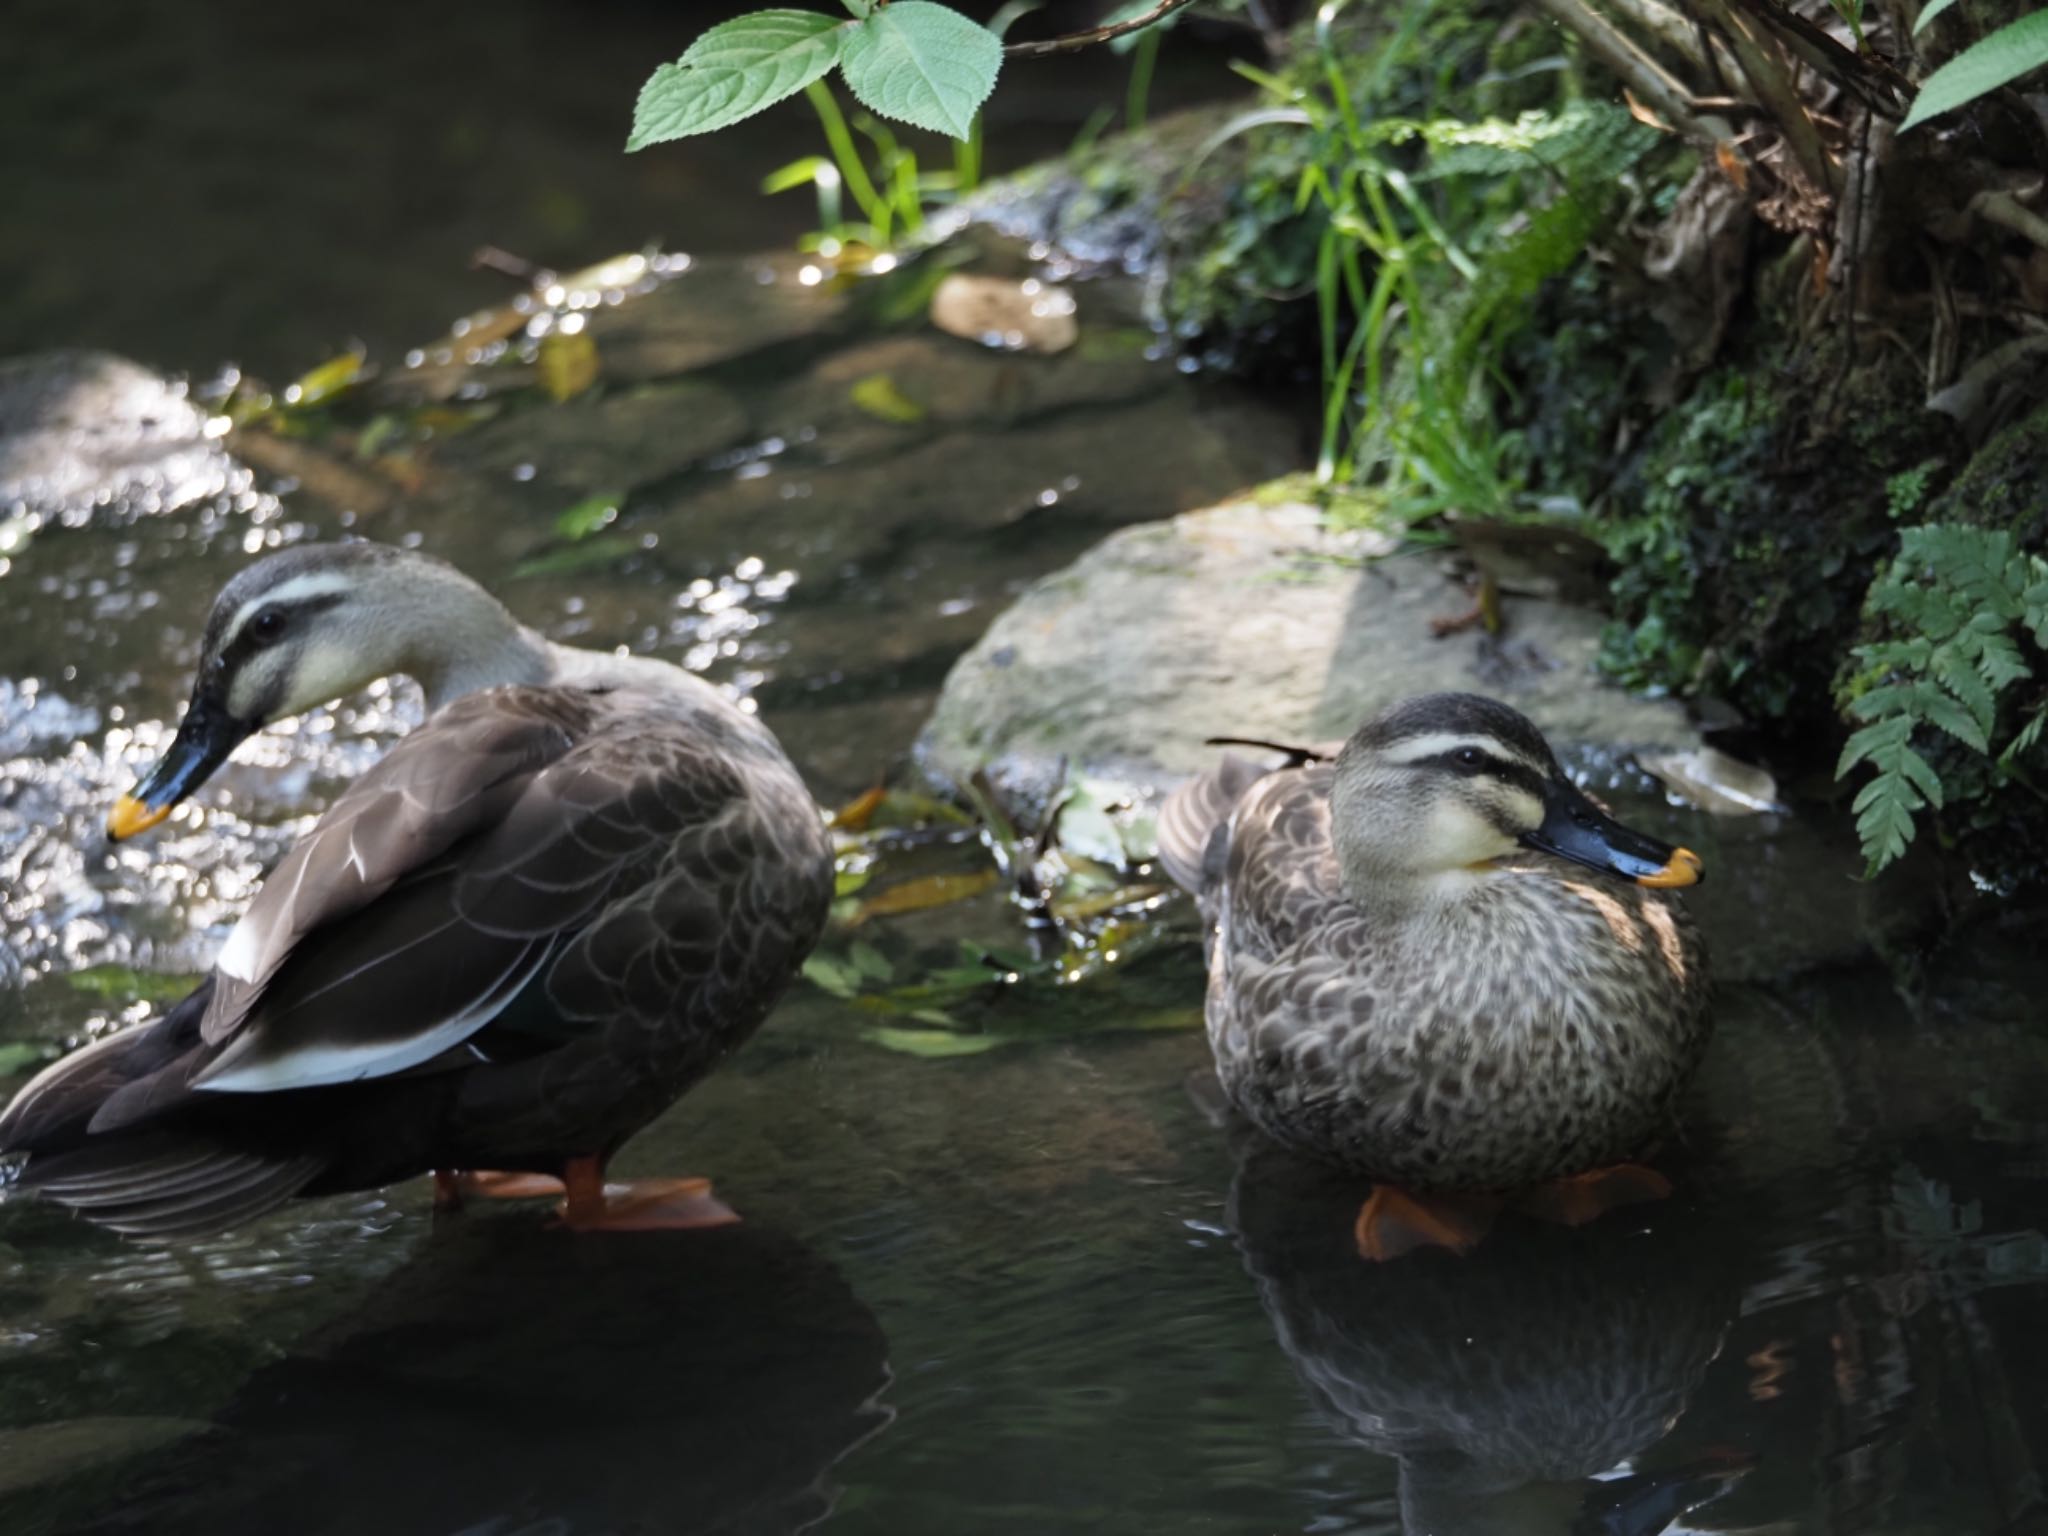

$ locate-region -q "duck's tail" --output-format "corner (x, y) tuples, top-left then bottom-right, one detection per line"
(1158, 740), (1332, 902)
(1, 980), (322, 1241)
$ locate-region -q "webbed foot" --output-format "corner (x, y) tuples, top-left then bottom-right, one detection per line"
(557, 1156), (740, 1233)
(1353, 1185), (1498, 1261)
(1515, 1162), (1672, 1226)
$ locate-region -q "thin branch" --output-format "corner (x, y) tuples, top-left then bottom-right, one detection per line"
(1725, 0), (1912, 117)
(1692, 0), (1836, 195)
(1005, 0), (1201, 57)
(1527, 0), (1727, 141)
(1604, 0), (1743, 79)
(1974, 189), (2048, 254)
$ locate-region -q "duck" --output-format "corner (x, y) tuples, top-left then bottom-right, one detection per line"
(1157, 691), (1710, 1258)
(0, 540), (834, 1239)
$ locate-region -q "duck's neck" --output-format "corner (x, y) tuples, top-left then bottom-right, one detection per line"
(382, 566), (556, 711)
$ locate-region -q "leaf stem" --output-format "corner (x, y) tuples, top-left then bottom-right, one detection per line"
(1005, 0), (1200, 57)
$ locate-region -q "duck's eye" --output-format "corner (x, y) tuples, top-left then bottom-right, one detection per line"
(249, 608), (288, 644)
(1454, 747), (1486, 769)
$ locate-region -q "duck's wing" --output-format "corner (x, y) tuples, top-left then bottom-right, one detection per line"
(65, 687), (759, 1130)
(1157, 738), (1340, 910)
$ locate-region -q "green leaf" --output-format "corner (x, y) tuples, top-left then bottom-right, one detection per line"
(1902, 10), (2048, 130)
(849, 371), (926, 423)
(839, 2), (1001, 139)
(848, 940), (894, 981)
(629, 11), (850, 149)
(552, 492), (622, 542)
(864, 1024), (1004, 1057)
(0, 1041), (50, 1076)
(65, 965), (204, 1004)
(1914, 0), (1961, 35)
(802, 952), (864, 998)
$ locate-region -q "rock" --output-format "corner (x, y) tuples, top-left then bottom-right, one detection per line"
(929, 274), (1079, 353)
(915, 493), (1940, 980)
(583, 251), (850, 384)
(916, 495), (1699, 811)
(430, 379), (750, 499)
(0, 350), (233, 520)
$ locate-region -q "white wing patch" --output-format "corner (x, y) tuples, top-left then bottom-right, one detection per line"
(191, 940), (551, 1094)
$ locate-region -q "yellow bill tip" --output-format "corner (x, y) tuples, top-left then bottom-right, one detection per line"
(1638, 847), (1703, 889)
(107, 794), (172, 843)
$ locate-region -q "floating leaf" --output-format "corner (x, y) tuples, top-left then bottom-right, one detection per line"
(512, 532), (641, 579)
(802, 952), (865, 999)
(552, 492), (622, 542)
(849, 867), (999, 923)
(848, 940), (894, 981)
(284, 351), (363, 410)
(840, 1), (1002, 139)
(863, 1025), (1004, 1058)
(1902, 10), (2048, 130)
(537, 330), (601, 401)
(849, 371), (926, 423)
(65, 966), (203, 1004)
(629, 11), (850, 149)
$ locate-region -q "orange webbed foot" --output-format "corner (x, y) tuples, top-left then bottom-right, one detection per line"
(1353, 1185), (1499, 1262)
(431, 1169), (569, 1212)
(1515, 1163), (1672, 1227)
(557, 1157), (740, 1233)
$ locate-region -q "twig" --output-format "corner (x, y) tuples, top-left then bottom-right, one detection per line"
(1005, 0), (1201, 56)
(1526, 0), (1728, 142)
(1973, 189), (2048, 254)
(1726, 0), (1913, 116)
(1692, 0), (1836, 196)
(1604, 0), (1743, 79)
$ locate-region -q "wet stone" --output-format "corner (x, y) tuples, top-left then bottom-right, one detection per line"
(583, 252), (851, 384)
(429, 379), (751, 500)
(0, 350), (233, 520)
(916, 495), (1700, 810)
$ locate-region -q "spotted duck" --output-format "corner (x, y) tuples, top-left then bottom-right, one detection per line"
(1158, 692), (1708, 1256)
(0, 542), (833, 1238)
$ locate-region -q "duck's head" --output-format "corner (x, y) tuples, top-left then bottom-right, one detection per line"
(108, 542), (533, 841)
(1328, 693), (1702, 901)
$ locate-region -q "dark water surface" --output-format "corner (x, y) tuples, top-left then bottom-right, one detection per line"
(5, 8), (2048, 1536)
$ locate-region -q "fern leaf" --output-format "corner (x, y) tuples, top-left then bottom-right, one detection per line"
(1933, 647), (1997, 740)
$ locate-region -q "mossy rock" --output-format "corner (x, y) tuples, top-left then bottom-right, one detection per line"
(1598, 338), (1961, 740)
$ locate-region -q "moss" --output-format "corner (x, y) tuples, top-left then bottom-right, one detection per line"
(1597, 332), (1960, 736)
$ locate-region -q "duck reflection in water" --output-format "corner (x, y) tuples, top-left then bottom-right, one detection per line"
(56, 1211), (892, 1536)
(1228, 1136), (1747, 1536)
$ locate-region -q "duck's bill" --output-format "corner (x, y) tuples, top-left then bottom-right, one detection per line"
(108, 695), (251, 842)
(1520, 780), (1703, 888)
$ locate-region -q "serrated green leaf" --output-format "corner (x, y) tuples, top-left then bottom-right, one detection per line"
(1838, 715), (1909, 776)
(1897, 744), (1944, 808)
(1903, 10), (2048, 130)
(1933, 647), (1996, 738)
(629, 11), (850, 149)
(1914, 0), (1960, 33)
(840, 1), (1001, 139)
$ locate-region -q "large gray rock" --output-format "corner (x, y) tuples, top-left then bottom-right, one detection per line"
(915, 495), (1939, 981)
(0, 349), (234, 521)
(916, 495), (1698, 807)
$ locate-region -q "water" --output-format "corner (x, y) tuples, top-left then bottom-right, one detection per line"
(6, 10), (2048, 1535)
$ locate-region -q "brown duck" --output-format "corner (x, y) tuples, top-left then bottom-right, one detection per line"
(1158, 692), (1709, 1257)
(0, 542), (832, 1238)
